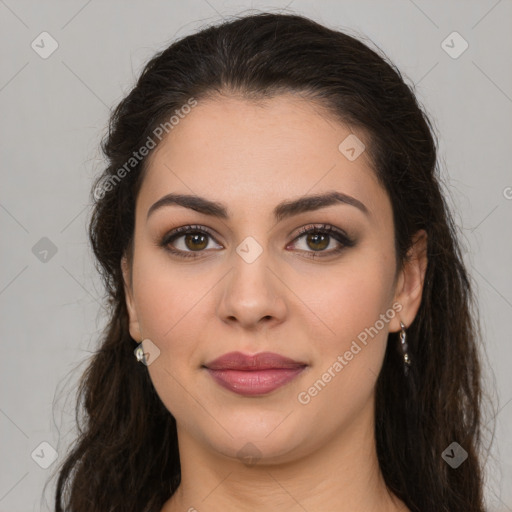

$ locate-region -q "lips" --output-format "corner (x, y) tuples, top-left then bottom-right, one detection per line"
(203, 351), (307, 396)
(204, 351), (307, 370)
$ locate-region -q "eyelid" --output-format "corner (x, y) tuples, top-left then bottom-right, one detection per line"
(292, 223), (353, 243)
(287, 223), (355, 258)
(160, 224), (222, 248)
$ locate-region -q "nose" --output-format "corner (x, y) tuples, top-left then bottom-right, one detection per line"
(216, 248), (288, 330)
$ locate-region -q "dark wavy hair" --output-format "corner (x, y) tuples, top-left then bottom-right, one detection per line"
(49, 11), (490, 512)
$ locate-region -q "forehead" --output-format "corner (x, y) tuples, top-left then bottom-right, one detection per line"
(138, 94), (388, 221)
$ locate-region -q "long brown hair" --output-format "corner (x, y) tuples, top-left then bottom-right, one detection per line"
(49, 12), (489, 511)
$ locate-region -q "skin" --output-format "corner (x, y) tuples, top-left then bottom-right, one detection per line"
(121, 93), (427, 512)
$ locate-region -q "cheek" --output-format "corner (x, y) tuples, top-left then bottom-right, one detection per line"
(131, 243), (208, 341)
(130, 245), (225, 393)
(292, 257), (395, 428)
(130, 250), (212, 417)
(294, 249), (396, 352)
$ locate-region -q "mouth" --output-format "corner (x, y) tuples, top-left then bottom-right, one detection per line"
(203, 351), (308, 396)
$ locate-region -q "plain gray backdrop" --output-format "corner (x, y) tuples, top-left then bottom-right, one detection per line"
(1, 1), (511, 510)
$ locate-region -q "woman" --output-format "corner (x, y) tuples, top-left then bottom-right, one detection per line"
(52, 11), (487, 512)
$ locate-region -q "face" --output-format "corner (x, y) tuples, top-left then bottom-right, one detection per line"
(122, 93), (426, 464)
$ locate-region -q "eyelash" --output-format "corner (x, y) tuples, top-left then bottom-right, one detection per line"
(159, 223), (355, 260)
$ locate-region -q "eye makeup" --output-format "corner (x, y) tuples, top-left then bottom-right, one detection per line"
(157, 222), (356, 260)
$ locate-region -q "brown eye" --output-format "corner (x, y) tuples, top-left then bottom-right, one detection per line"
(182, 232), (209, 251)
(160, 225), (222, 259)
(289, 224), (355, 259)
(304, 232), (330, 251)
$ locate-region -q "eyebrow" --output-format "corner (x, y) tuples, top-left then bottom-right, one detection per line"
(146, 191), (369, 222)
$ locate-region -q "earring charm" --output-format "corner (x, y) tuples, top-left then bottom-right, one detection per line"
(134, 342), (146, 364)
(399, 321), (411, 375)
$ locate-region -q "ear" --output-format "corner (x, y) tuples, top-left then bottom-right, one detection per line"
(389, 229), (428, 332)
(121, 254), (142, 342)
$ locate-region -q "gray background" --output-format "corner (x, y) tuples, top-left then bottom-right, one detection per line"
(1, 0), (511, 510)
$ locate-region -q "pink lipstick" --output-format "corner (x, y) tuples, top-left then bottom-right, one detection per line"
(204, 351), (307, 396)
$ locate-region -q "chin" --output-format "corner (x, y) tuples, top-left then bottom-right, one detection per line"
(202, 417), (315, 465)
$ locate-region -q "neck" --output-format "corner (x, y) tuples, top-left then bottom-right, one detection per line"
(162, 399), (409, 512)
